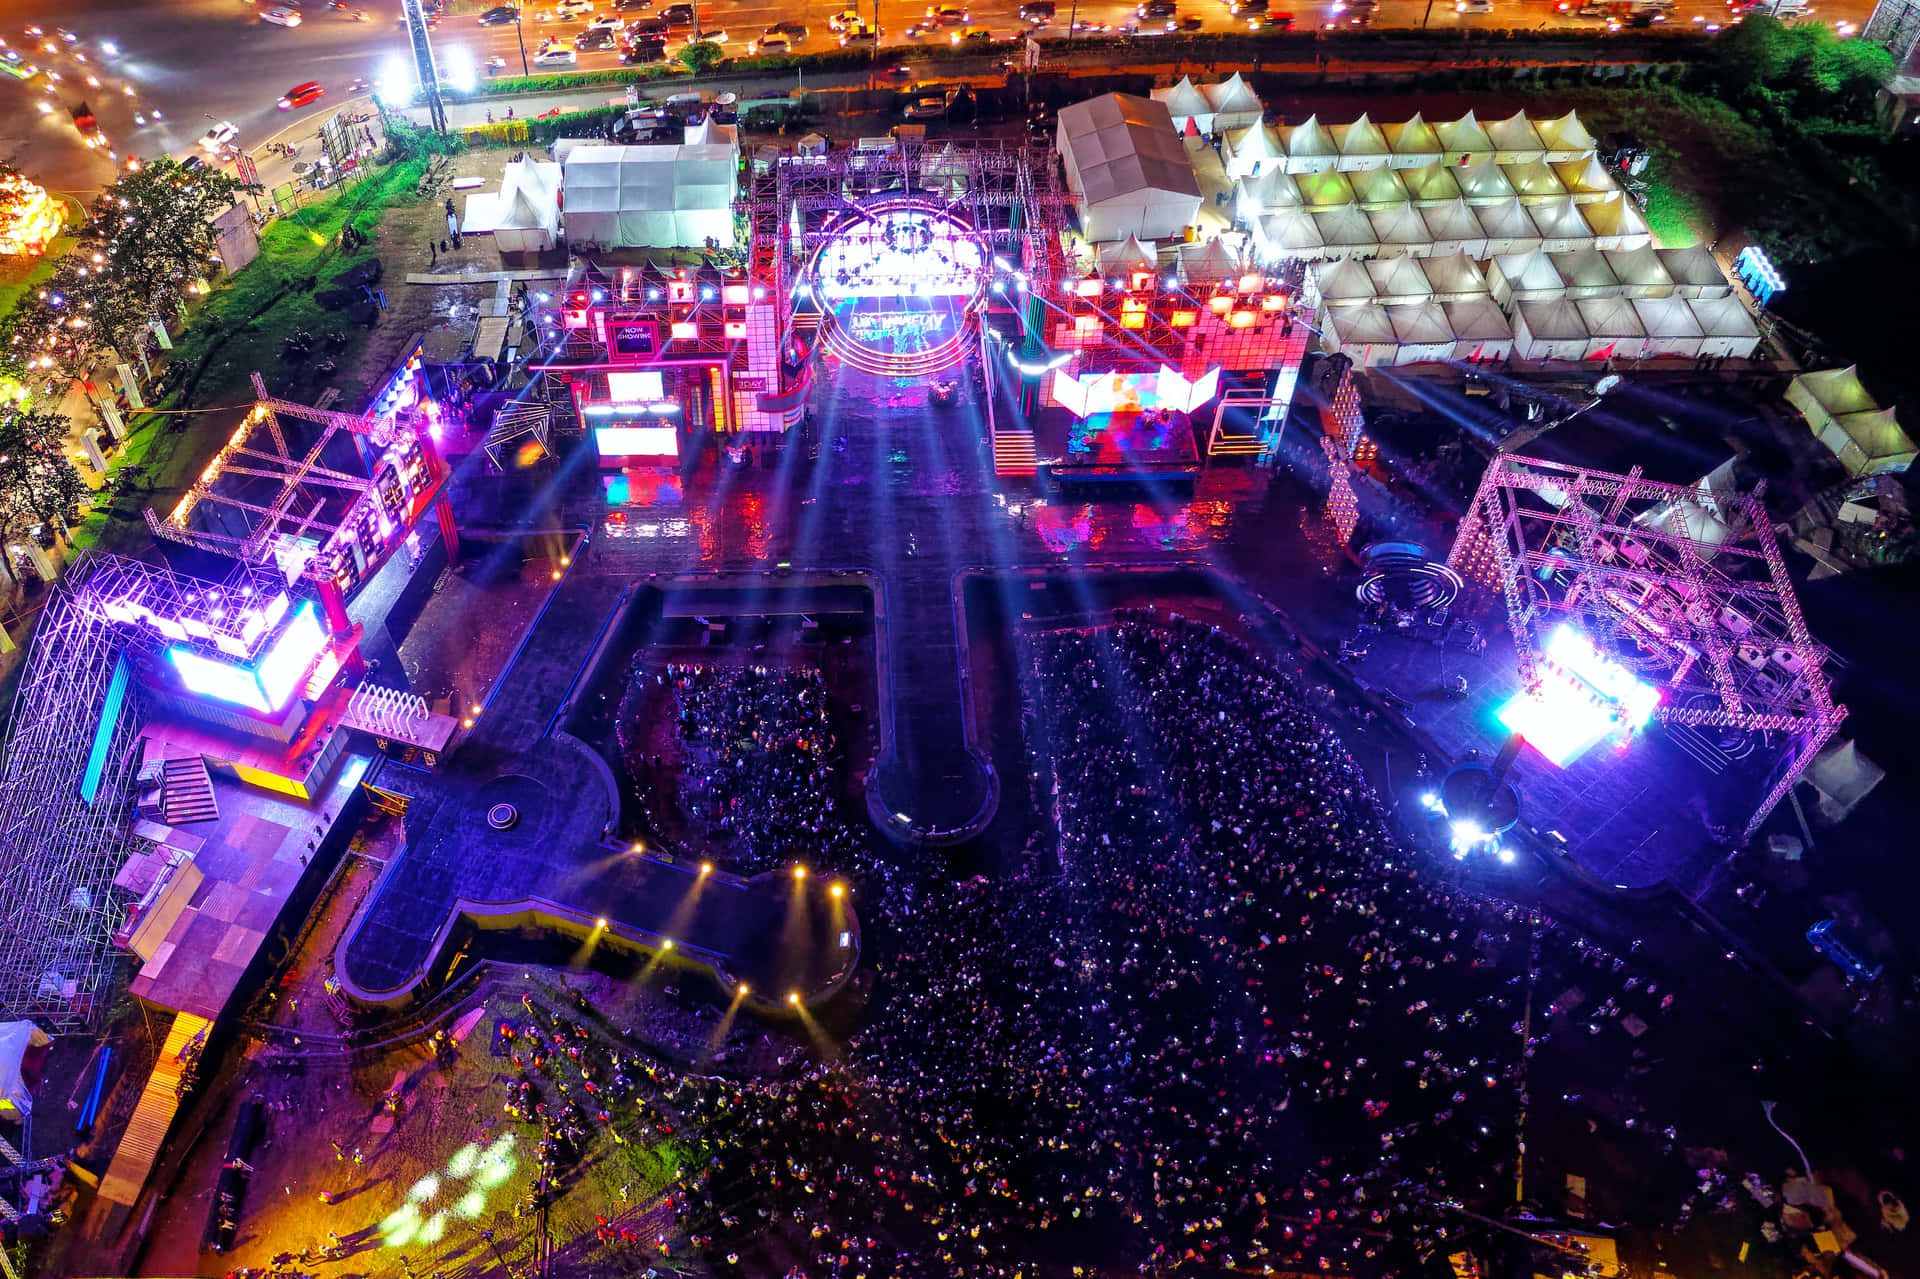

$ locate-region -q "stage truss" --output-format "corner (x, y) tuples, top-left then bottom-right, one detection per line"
(1449, 453), (1845, 838)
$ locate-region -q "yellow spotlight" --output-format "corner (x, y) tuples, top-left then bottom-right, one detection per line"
(595, 917), (608, 929)
(736, 983), (749, 998)
(560, 555), (571, 566)
(471, 704), (483, 715)
(550, 569), (562, 581)
(787, 991), (802, 1006)
(830, 882), (845, 900)
(631, 841), (646, 854)
(699, 862), (713, 876)
(661, 938), (674, 951)
(792, 865), (808, 882)
(462, 717), (474, 728)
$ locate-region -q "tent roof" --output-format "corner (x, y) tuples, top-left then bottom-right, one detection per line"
(1259, 209), (1324, 251)
(1334, 112), (1391, 158)
(1691, 295), (1759, 337)
(1402, 161), (1463, 203)
(1421, 199), (1485, 241)
(1228, 122), (1285, 163)
(562, 144), (734, 216)
(1476, 197), (1538, 238)
(1350, 165), (1409, 205)
(1368, 202), (1431, 247)
(1519, 297), (1589, 340)
(1536, 109), (1596, 153)
(1632, 295), (1706, 338)
(1098, 234), (1160, 270)
(1530, 196), (1591, 239)
(1550, 247), (1619, 290)
(1153, 75), (1211, 118)
(1390, 299), (1454, 344)
(1503, 157), (1566, 200)
(1487, 110), (1545, 154)
(1385, 112), (1442, 157)
(1605, 245), (1673, 288)
(1444, 296), (1513, 340)
(1577, 296), (1646, 338)
(1177, 235), (1241, 281)
(1422, 249), (1488, 294)
(1435, 110), (1494, 155)
(1496, 248), (1566, 292)
(1239, 167), (1303, 211)
(1313, 204), (1380, 248)
(1316, 256), (1376, 301)
(1457, 157), (1515, 203)
(1831, 408), (1916, 468)
(1581, 191), (1650, 237)
(1327, 303), (1398, 346)
(1656, 244), (1725, 288)
(1283, 114), (1338, 159)
(1296, 167), (1356, 207)
(1203, 71), (1263, 114)
(1059, 93), (1202, 205)
(1367, 254), (1434, 298)
(1552, 152), (1616, 197)
(1792, 366), (1879, 417)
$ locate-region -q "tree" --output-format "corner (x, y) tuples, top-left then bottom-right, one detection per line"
(0, 403), (90, 556)
(678, 39), (723, 76)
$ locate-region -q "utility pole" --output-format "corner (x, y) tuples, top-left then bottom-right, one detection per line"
(513, 11), (530, 75)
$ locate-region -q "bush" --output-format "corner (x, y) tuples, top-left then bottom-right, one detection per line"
(383, 115), (469, 159)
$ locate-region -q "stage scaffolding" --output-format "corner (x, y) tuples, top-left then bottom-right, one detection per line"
(1449, 453), (1846, 839)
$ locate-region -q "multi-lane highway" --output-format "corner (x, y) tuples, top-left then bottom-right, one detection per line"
(0, 0), (1870, 199)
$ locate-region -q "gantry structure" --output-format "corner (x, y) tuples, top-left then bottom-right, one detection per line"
(1449, 453), (1845, 838)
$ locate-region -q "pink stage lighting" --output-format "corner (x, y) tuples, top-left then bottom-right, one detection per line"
(1496, 624), (1661, 767)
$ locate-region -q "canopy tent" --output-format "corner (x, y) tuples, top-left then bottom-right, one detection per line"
(1390, 300), (1457, 363)
(1503, 157), (1567, 204)
(1577, 296), (1647, 359)
(1632, 295), (1706, 358)
(1367, 254), (1435, 304)
(1487, 111), (1546, 163)
(1236, 167), (1303, 221)
(1552, 152), (1619, 203)
(1322, 302), (1400, 365)
(1488, 248), (1565, 307)
(1690, 295), (1761, 358)
(561, 144), (736, 249)
(1655, 244), (1730, 298)
(1282, 116), (1340, 173)
(1402, 160), (1464, 206)
(1223, 122), (1286, 178)
(1535, 109), (1596, 161)
(1368, 202), (1432, 255)
(1421, 200), (1487, 258)
(1421, 249), (1489, 300)
(1529, 196), (1593, 252)
(1605, 245), (1675, 297)
(1445, 296), (1514, 361)
(1512, 298), (1590, 360)
(462, 159), (562, 253)
(1202, 73), (1265, 132)
(1057, 93), (1204, 242)
(1253, 208), (1324, 260)
(1475, 197), (1541, 256)
(1580, 192), (1653, 250)
(1549, 247), (1622, 299)
(1152, 76), (1214, 134)
(1315, 256), (1376, 304)
(1313, 204), (1381, 257)
(1333, 113), (1392, 170)
(1436, 110), (1495, 164)
(1787, 367), (1916, 475)
(1098, 234), (1160, 274)
(1296, 167), (1357, 208)
(1177, 235), (1242, 284)
(1385, 113), (1443, 169)
(1350, 164), (1410, 210)
(1457, 156), (1516, 205)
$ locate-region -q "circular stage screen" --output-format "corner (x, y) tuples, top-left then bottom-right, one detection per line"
(808, 198), (990, 377)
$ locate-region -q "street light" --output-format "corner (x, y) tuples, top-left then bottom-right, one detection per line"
(513, 10), (530, 75)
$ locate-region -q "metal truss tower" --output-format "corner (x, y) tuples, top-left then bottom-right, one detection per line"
(1865, 0), (1920, 61)
(1449, 453), (1845, 839)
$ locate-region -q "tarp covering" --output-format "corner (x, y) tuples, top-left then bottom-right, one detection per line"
(1436, 110), (1495, 163)
(1529, 196), (1593, 251)
(1577, 296), (1647, 358)
(1535, 110), (1596, 161)
(1476, 197), (1543, 255)
(1152, 76), (1213, 133)
(1223, 122), (1286, 177)
(1580, 192), (1653, 249)
(1283, 115), (1340, 172)
(1367, 254), (1435, 303)
(1177, 235), (1242, 283)
(1445, 296), (1514, 360)
(1488, 248), (1565, 305)
(1631, 295), (1705, 357)
(1605, 245), (1675, 296)
(1313, 204), (1380, 256)
(1552, 152), (1618, 202)
(1402, 160), (1464, 205)
(1237, 166), (1303, 220)
(1385, 112), (1443, 168)
(1368, 202), (1432, 253)
(0, 1020), (50, 1121)
(1788, 366), (1916, 475)
(1656, 244), (1730, 298)
(1058, 93), (1204, 242)
(1421, 249), (1489, 299)
(1513, 298), (1590, 360)
(1690, 295), (1761, 358)
(1503, 157), (1567, 203)
(561, 144), (735, 248)
(1457, 157), (1517, 205)
(1315, 256), (1376, 304)
(1550, 248), (1622, 299)
(1334, 112), (1392, 169)
(1350, 165), (1410, 209)
(1487, 110), (1546, 162)
(1421, 199), (1487, 257)
(1202, 73), (1265, 132)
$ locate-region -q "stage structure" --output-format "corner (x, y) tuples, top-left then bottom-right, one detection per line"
(1449, 453), (1844, 838)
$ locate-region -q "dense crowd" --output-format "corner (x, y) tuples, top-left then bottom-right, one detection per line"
(584, 615), (1685, 1276)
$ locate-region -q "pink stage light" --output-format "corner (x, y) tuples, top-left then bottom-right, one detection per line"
(1496, 624), (1660, 767)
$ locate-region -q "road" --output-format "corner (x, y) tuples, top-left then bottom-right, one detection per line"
(0, 0), (1869, 200)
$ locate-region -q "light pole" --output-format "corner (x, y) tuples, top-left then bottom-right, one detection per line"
(1762, 1100), (1816, 1183)
(513, 10), (530, 75)
(479, 1228), (515, 1278)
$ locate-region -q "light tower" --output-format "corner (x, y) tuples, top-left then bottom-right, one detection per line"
(401, 0), (449, 134)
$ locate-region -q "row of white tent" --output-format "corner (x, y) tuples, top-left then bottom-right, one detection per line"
(1234, 153), (1625, 214)
(1321, 294), (1761, 366)
(1315, 245), (1733, 308)
(1786, 366), (1916, 477)
(1247, 193), (1652, 262)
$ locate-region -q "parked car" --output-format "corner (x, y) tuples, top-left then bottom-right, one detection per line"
(533, 44), (578, 62)
(477, 5), (519, 22)
(260, 6), (303, 26)
(903, 89), (950, 118)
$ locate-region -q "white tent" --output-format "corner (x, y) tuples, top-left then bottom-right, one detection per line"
(1421, 200), (1487, 258)
(1535, 110), (1597, 162)
(1513, 298), (1590, 360)
(1315, 256), (1376, 305)
(1057, 93), (1204, 243)
(1605, 245), (1675, 298)
(1488, 249), (1564, 307)
(1529, 196), (1593, 253)
(1390, 300), (1457, 364)
(1177, 236), (1242, 284)
(1203, 73), (1265, 133)
(1350, 165), (1409, 210)
(1253, 209), (1324, 260)
(1487, 111), (1546, 163)
(1223, 122), (1286, 178)
(1334, 113), (1392, 171)
(1436, 110), (1495, 165)
(1690, 295), (1761, 359)
(1323, 302), (1400, 365)
(1421, 249), (1489, 300)
(561, 144), (736, 249)
(1236, 167), (1303, 221)
(462, 159), (562, 253)
(1457, 156), (1516, 206)
(1477, 198), (1543, 257)
(1577, 296), (1647, 359)
(1368, 202), (1433, 256)
(1152, 76), (1214, 135)
(1550, 248), (1622, 300)
(1581, 192), (1653, 251)
(1402, 161), (1463, 206)
(1296, 167), (1357, 208)
(1385, 113), (1443, 169)
(1282, 115), (1340, 173)
(1313, 204), (1381, 258)
(1632, 295), (1706, 358)
(1655, 245), (1730, 299)
(0, 1020), (48, 1121)
(1367, 254), (1434, 304)
(1445, 296), (1514, 361)
(1098, 234), (1160, 274)
(1503, 157), (1566, 205)
(1787, 367), (1916, 475)
(1551, 152), (1619, 203)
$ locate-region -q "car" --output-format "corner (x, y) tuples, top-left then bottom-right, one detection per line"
(199, 120), (238, 151)
(952, 23), (992, 38)
(533, 44), (578, 62)
(555, 0), (593, 11)
(767, 19), (808, 34)
(903, 90), (949, 118)
(687, 27), (727, 41)
(586, 13), (624, 29)
(56, 27), (80, 43)
(838, 21), (877, 41)
(180, 153), (207, 173)
(1139, 0), (1177, 14)
(754, 29), (790, 48)
(927, 3), (968, 22)
(660, 2), (696, 21)
(1019, 0), (1056, 18)
(260, 6), (303, 25)
(621, 36), (667, 57)
(575, 26), (615, 46)
(1231, 0), (1266, 10)
(278, 80), (325, 108)
(828, 7), (862, 29)
(627, 17), (669, 34)
(478, 4), (519, 21)
(1456, 0), (1493, 11)
(613, 0), (652, 8)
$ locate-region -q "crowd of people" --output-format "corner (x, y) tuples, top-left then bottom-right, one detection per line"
(578, 614), (1692, 1276)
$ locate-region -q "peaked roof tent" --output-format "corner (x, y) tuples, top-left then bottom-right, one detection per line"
(1256, 209), (1325, 256)
(1535, 109), (1596, 159)
(1605, 244), (1675, 293)
(1580, 191), (1652, 245)
(1457, 156), (1516, 204)
(1312, 204), (1380, 252)
(1350, 165), (1410, 208)
(1445, 295), (1514, 343)
(1487, 110), (1546, 160)
(1368, 202), (1432, 250)
(1632, 294), (1706, 343)
(1552, 152), (1618, 201)
(1296, 167), (1356, 207)
(1550, 247), (1622, 294)
(1421, 249), (1489, 297)
(1155, 75), (1211, 120)
(1366, 253), (1434, 302)
(1656, 244), (1729, 293)
(1578, 295), (1647, 340)
(1402, 160), (1463, 204)
(1315, 256), (1376, 303)
(1238, 166), (1303, 213)
(1503, 157), (1566, 202)
(1176, 235), (1241, 282)
(1204, 71), (1264, 114)
(1385, 112), (1442, 160)
(1326, 302), (1398, 347)
(1283, 115), (1339, 164)
(1390, 299), (1455, 345)
(1098, 234), (1160, 272)
(1436, 110), (1495, 160)
(1491, 247), (1566, 295)
(1530, 195), (1593, 242)
(1788, 365), (1880, 419)
(1421, 199), (1486, 246)
(1224, 121), (1285, 174)
(1334, 112), (1391, 162)
(1475, 197), (1540, 246)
